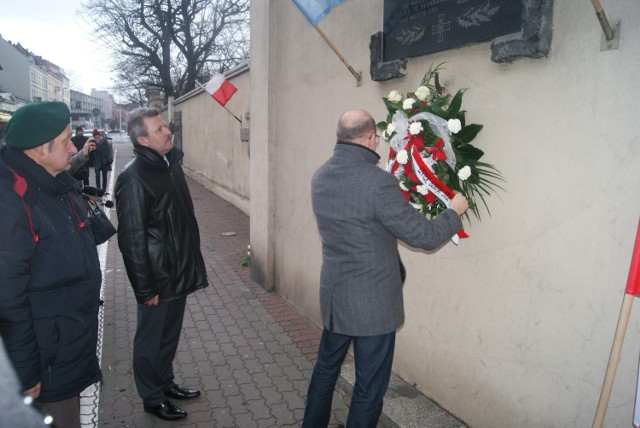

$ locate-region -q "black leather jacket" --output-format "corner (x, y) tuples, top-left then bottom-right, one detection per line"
(115, 145), (208, 303)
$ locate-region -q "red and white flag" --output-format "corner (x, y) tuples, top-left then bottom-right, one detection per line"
(626, 220), (640, 427)
(204, 73), (237, 106)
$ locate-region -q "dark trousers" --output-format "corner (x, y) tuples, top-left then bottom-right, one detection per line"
(35, 395), (80, 428)
(302, 328), (396, 428)
(95, 168), (109, 191)
(133, 297), (186, 406)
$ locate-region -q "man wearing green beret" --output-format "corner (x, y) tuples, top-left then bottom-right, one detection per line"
(0, 101), (103, 428)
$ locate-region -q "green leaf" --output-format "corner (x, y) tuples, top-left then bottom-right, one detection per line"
(455, 124), (483, 144)
(446, 89), (466, 117)
(383, 97), (401, 112)
(428, 104), (448, 118)
(456, 144), (484, 162)
(421, 62), (446, 87)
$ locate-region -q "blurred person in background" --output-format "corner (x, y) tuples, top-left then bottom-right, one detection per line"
(92, 128), (113, 192)
(70, 126), (91, 185)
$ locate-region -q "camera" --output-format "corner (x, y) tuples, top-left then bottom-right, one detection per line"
(82, 186), (105, 197)
(81, 186), (114, 208)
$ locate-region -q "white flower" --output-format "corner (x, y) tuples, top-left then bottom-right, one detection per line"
(399, 181), (409, 191)
(383, 123), (395, 140)
(416, 184), (428, 195)
(403, 98), (416, 110)
(387, 90), (402, 103)
(415, 86), (430, 101)
(386, 123), (395, 134)
(458, 165), (472, 181)
(409, 122), (423, 135)
(447, 118), (462, 134)
(396, 150), (409, 164)
(409, 202), (422, 210)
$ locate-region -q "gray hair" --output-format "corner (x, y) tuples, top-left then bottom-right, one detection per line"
(127, 107), (160, 145)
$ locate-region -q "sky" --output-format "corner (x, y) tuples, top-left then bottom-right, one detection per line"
(0, 0), (114, 95)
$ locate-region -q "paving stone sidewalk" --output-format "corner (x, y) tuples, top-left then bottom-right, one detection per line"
(94, 141), (348, 427)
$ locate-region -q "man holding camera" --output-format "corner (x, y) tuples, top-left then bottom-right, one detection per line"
(71, 126), (91, 185)
(91, 129), (113, 192)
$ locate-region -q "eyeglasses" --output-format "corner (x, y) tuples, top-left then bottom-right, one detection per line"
(372, 133), (380, 143)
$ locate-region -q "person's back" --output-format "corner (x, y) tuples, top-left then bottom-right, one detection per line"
(312, 142), (408, 336)
(303, 109), (467, 428)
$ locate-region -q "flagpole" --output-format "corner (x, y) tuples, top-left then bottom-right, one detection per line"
(223, 106), (242, 124)
(593, 293), (634, 428)
(196, 82), (242, 124)
(590, 0), (615, 42)
(314, 25), (362, 86)
(593, 218), (640, 428)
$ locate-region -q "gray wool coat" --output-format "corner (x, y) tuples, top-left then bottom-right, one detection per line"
(311, 142), (463, 336)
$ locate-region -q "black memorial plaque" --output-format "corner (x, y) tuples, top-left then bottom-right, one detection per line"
(383, 0), (523, 61)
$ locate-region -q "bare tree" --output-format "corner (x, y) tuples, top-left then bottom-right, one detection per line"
(82, 0), (249, 101)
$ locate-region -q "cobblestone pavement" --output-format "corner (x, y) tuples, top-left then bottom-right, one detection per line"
(87, 137), (348, 427)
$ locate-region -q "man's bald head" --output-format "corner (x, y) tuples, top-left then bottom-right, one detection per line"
(336, 109), (376, 144)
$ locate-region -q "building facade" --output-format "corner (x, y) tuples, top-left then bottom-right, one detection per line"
(0, 33), (111, 128)
(70, 89), (105, 130)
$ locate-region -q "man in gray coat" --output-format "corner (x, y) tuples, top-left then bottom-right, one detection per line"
(303, 109), (468, 427)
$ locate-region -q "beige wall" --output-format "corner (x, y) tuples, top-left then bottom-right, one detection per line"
(249, 1), (277, 291)
(250, 1), (640, 427)
(175, 67), (250, 214)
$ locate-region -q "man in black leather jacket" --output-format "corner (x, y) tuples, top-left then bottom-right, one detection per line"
(115, 108), (209, 421)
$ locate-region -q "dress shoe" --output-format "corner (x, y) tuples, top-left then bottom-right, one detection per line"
(164, 385), (201, 400)
(144, 400), (187, 421)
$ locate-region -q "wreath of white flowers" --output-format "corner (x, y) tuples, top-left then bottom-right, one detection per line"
(379, 64), (505, 234)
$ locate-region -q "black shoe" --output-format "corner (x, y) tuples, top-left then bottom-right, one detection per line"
(144, 400), (187, 421)
(164, 385), (201, 400)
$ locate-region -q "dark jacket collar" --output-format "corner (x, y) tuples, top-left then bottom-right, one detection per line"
(334, 141), (381, 163)
(133, 144), (184, 169)
(1, 145), (76, 196)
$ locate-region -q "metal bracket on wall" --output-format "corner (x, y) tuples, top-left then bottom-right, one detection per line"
(600, 19), (621, 51)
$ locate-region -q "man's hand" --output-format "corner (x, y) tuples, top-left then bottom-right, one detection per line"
(144, 295), (160, 306)
(449, 193), (469, 216)
(82, 140), (97, 156)
(24, 382), (41, 399)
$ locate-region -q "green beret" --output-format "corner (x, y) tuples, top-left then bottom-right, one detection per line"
(5, 102), (71, 150)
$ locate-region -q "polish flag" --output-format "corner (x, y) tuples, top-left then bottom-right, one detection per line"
(626, 219), (640, 427)
(204, 73), (237, 106)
